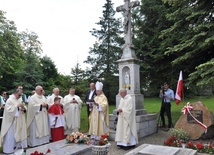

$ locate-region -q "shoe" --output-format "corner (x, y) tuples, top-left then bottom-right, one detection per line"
(117, 145), (124, 149)
(122, 146), (130, 150)
(159, 125), (166, 128)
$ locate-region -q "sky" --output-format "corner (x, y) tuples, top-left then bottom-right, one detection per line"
(0, 0), (123, 75)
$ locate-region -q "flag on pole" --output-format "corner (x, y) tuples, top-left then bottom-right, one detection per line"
(175, 70), (183, 105)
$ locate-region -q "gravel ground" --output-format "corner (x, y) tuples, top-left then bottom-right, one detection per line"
(107, 129), (210, 155)
(0, 129), (210, 155)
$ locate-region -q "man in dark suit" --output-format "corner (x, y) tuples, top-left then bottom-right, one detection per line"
(85, 83), (96, 128)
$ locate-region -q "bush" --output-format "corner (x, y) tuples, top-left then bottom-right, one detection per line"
(169, 128), (190, 142)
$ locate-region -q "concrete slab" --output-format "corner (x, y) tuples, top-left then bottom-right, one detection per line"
(125, 144), (197, 155)
(138, 144), (179, 155)
(26, 139), (92, 155)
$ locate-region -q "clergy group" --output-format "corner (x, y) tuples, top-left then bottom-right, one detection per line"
(0, 82), (138, 154)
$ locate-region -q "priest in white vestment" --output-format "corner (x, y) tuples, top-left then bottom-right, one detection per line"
(115, 88), (138, 150)
(63, 88), (82, 134)
(0, 89), (27, 154)
(47, 87), (64, 106)
(17, 85), (28, 103)
(88, 81), (109, 137)
(27, 85), (50, 147)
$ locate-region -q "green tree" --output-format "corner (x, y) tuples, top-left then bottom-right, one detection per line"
(40, 55), (59, 94)
(133, 0), (178, 95)
(0, 11), (23, 91)
(71, 62), (85, 86)
(161, 0), (214, 87)
(84, 0), (123, 104)
(14, 30), (44, 94)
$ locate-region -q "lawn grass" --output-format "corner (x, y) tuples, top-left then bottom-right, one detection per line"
(80, 96), (214, 132)
(144, 96), (214, 127)
(0, 96), (212, 153)
(80, 104), (116, 132)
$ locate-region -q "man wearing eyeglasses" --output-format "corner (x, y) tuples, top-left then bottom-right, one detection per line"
(0, 89), (27, 154)
(27, 85), (50, 147)
(1, 91), (7, 103)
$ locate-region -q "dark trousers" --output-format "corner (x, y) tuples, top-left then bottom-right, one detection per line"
(0, 108), (4, 131)
(160, 102), (172, 128)
(87, 104), (90, 129)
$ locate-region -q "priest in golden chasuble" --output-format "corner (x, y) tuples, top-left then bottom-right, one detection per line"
(88, 81), (109, 137)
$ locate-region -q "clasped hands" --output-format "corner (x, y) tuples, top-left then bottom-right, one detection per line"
(94, 102), (99, 106)
(17, 102), (26, 111)
(117, 108), (122, 113)
(42, 103), (48, 107)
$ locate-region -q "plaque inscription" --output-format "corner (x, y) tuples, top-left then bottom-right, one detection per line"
(187, 110), (203, 123)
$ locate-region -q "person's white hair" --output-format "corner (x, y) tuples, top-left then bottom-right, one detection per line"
(35, 85), (42, 90)
(119, 88), (127, 93)
(53, 87), (59, 92)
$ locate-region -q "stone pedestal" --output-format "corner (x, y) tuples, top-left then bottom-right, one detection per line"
(116, 93), (144, 109)
(109, 112), (157, 141)
(108, 48), (157, 141)
(116, 57), (143, 109)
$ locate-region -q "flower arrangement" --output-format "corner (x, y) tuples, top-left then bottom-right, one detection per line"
(90, 134), (109, 146)
(91, 135), (110, 155)
(30, 149), (51, 155)
(187, 142), (214, 154)
(66, 132), (90, 145)
(164, 129), (214, 154)
(98, 134), (109, 146)
(168, 128), (190, 142)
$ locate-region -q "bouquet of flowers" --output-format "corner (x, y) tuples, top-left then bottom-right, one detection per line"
(99, 134), (109, 146)
(66, 132), (90, 145)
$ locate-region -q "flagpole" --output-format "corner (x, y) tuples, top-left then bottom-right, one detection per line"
(182, 79), (184, 104)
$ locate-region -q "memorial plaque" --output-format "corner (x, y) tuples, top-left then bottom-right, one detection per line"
(187, 110), (203, 123)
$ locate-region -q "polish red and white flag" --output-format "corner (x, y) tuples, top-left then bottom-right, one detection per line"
(175, 71), (183, 105)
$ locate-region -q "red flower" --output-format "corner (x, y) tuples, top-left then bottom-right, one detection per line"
(208, 143), (212, 149)
(45, 149), (51, 154)
(164, 136), (176, 146)
(30, 149), (51, 155)
(196, 143), (204, 150)
(172, 141), (177, 146)
(99, 139), (106, 146)
(187, 142), (194, 148)
(101, 134), (108, 139)
(169, 136), (176, 141)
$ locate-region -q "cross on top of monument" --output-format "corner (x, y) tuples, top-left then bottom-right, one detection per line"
(116, 0), (140, 48)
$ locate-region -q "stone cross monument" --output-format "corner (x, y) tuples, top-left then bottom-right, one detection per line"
(116, 0), (143, 109)
(108, 0), (157, 141)
(116, 0), (140, 59)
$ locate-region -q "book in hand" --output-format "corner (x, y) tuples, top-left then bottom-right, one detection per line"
(86, 101), (95, 111)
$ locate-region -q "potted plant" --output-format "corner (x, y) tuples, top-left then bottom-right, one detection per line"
(90, 134), (110, 155)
